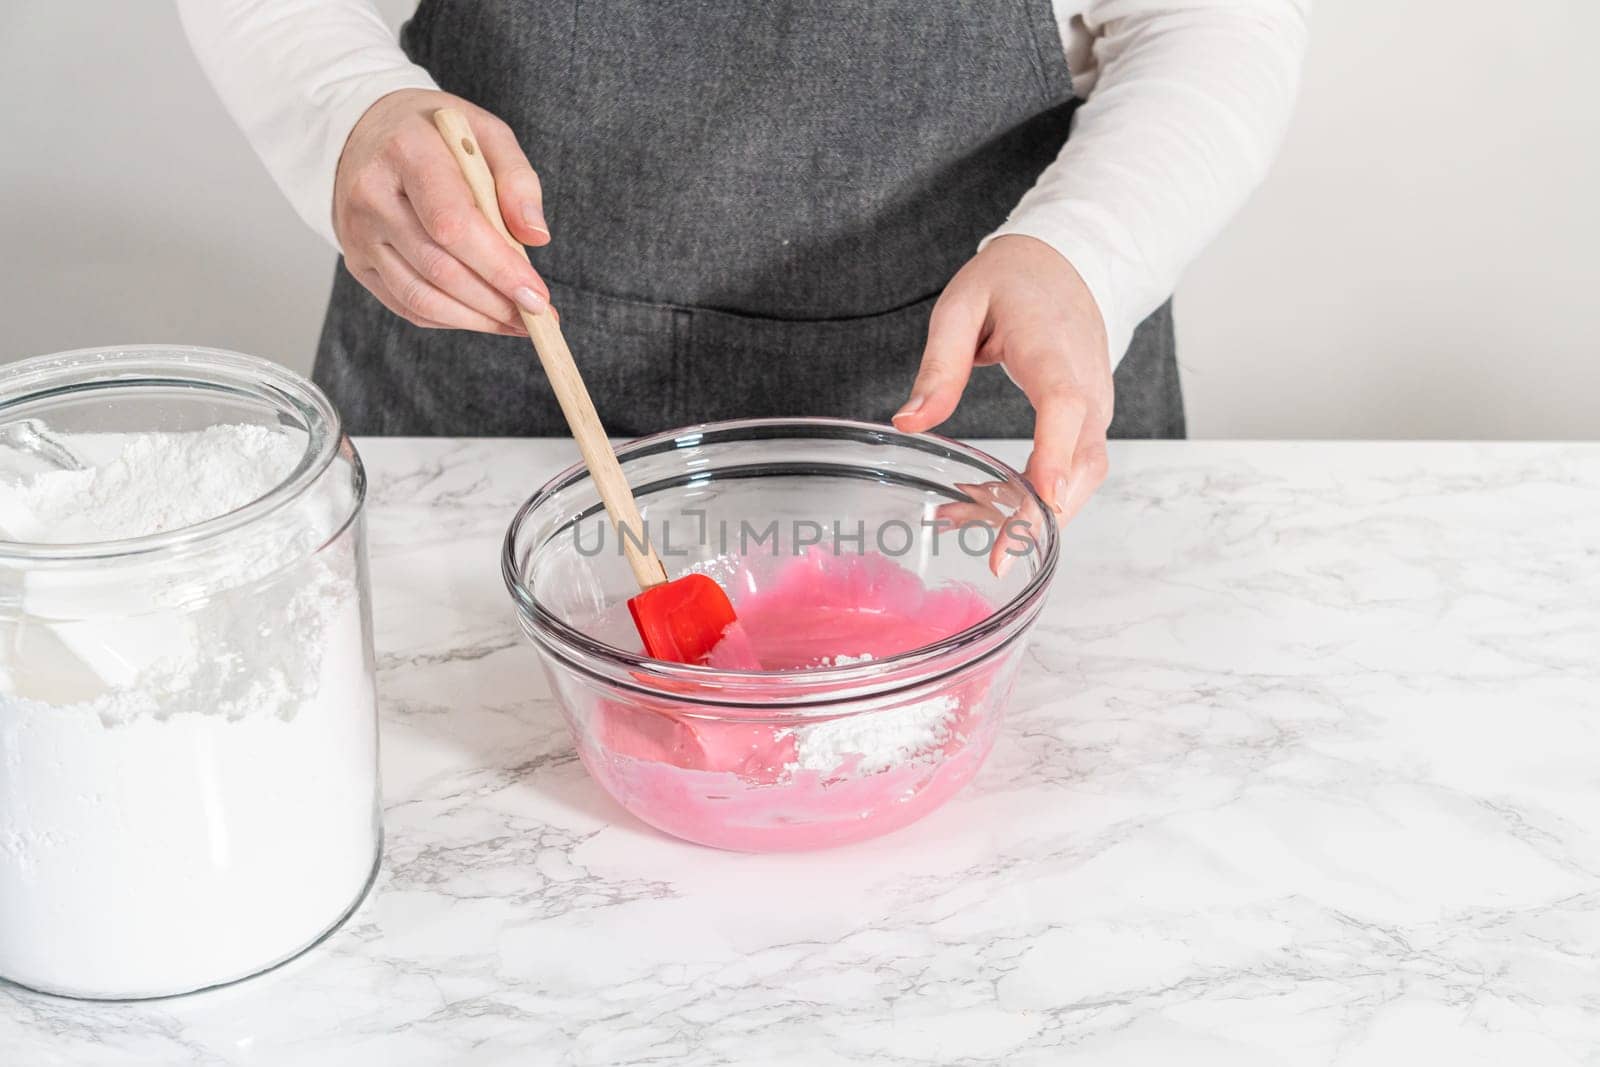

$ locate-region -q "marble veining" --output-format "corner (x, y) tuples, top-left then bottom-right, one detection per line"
(3, 439), (1598, 1065)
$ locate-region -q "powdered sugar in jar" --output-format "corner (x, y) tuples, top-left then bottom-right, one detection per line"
(0, 347), (380, 999)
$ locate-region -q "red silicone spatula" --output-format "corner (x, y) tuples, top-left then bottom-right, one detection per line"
(436, 108), (758, 668)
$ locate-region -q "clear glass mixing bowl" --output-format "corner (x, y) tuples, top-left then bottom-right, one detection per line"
(0, 346), (381, 999)
(504, 418), (1058, 851)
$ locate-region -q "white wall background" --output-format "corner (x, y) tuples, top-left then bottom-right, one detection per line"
(1, 1), (1595, 439)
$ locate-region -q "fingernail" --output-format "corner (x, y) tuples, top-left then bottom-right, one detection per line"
(522, 202), (549, 236)
(994, 548), (1016, 580)
(894, 395), (925, 421)
(1051, 476), (1068, 515)
(513, 286), (546, 314)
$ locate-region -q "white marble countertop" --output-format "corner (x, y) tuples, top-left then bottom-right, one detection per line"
(4, 439), (1599, 1065)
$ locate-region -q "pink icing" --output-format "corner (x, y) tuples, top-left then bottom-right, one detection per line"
(575, 552), (1012, 851)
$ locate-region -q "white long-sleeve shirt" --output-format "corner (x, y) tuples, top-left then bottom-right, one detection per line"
(178, 0), (1308, 367)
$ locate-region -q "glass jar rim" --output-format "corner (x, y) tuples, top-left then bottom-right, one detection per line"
(502, 416), (1060, 709)
(0, 345), (346, 563)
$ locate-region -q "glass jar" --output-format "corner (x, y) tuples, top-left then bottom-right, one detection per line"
(504, 418), (1058, 851)
(0, 346), (381, 999)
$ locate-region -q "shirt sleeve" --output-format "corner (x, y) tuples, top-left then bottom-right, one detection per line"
(986, 0), (1312, 368)
(176, 0), (438, 250)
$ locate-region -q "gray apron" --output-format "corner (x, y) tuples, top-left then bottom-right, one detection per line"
(313, 0), (1184, 440)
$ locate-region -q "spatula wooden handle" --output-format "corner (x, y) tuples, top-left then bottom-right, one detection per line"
(433, 108), (667, 591)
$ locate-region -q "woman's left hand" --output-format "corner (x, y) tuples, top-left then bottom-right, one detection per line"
(893, 234), (1114, 524)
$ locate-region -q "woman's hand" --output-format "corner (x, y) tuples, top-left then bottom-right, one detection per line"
(333, 88), (552, 336)
(894, 235), (1114, 523)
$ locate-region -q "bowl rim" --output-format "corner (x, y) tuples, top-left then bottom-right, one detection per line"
(0, 345), (352, 563)
(502, 416), (1059, 708)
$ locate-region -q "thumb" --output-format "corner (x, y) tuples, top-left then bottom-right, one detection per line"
(471, 111), (550, 247)
(893, 293), (983, 433)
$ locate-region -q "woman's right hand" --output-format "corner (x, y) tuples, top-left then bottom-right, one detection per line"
(333, 88), (552, 336)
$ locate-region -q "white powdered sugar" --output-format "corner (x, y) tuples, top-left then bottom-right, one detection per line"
(0, 425), (378, 998)
(785, 652), (962, 775)
(0, 424), (303, 544)
(786, 693), (960, 776)
(814, 652), (875, 668)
